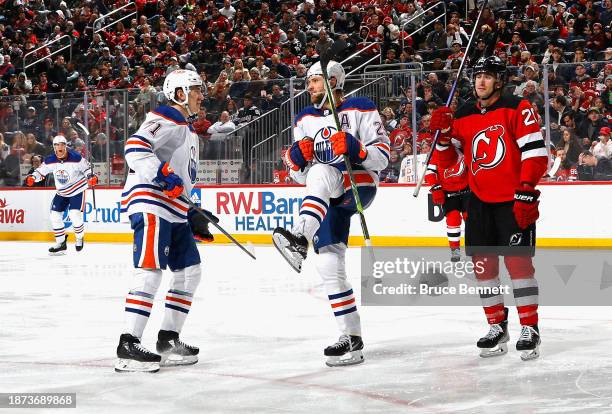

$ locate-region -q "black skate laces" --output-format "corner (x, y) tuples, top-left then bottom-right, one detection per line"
(134, 342), (156, 356)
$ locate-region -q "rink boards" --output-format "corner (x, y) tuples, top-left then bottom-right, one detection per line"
(0, 183), (611, 247)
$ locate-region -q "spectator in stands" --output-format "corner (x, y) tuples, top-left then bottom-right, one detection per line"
(559, 128), (583, 164)
(206, 110), (236, 157)
(228, 70), (248, 101)
(262, 84), (285, 111)
(425, 20), (447, 52)
(578, 107), (609, 142)
(0, 140), (22, 186)
(23, 155), (46, 187)
(380, 150), (401, 183)
(24, 133), (45, 159)
(577, 150), (612, 180)
(91, 133), (109, 163)
(592, 127), (612, 159)
(220, 0), (237, 20)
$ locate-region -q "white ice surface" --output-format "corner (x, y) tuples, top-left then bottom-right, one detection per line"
(1, 241), (612, 414)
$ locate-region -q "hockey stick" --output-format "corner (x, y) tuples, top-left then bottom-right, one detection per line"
(178, 195), (257, 260)
(319, 39), (373, 248)
(413, 0), (489, 197)
(73, 119), (97, 209)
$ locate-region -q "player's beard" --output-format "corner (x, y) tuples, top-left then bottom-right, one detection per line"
(310, 91), (325, 106)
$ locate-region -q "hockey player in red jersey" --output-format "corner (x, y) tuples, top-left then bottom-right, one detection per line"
(424, 145), (469, 262)
(429, 56), (548, 360)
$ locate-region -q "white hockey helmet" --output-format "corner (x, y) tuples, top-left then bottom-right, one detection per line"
(163, 69), (203, 107)
(306, 60), (345, 90)
(52, 135), (67, 145)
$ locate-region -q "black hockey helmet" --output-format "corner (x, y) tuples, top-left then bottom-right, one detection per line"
(472, 55), (507, 99)
(472, 56), (507, 82)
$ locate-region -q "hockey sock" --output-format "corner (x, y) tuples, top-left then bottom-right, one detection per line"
(295, 195), (329, 241)
(50, 210), (65, 242)
(316, 244), (361, 336)
(505, 256), (539, 326)
(68, 209), (84, 240)
(473, 255), (505, 324)
(445, 210), (462, 249)
(124, 268), (162, 338)
(161, 264), (201, 333)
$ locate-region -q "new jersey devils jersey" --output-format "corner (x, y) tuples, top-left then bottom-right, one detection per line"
(121, 106), (199, 223)
(290, 96), (390, 187)
(425, 140), (468, 192)
(436, 95), (548, 203)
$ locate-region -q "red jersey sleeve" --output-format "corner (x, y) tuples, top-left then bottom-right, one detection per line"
(513, 99), (549, 187)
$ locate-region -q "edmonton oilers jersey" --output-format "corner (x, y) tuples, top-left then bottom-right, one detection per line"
(122, 106), (199, 223)
(34, 150), (92, 197)
(292, 96), (390, 182)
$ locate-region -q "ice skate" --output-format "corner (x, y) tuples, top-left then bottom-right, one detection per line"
(48, 235), (67, 255)
(450, 248), (461, 262)
(115, 333), (161, 373)
(516, 325), (541, 361)
(75, 238), (84, 252)
(272, 227), (308, 273)
(324, 335), (364, 367)
(156, 330), (199, 366)
(477, 308), (509, 358)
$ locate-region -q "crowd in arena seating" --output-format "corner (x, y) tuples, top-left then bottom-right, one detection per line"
(0, 0), (610, 186)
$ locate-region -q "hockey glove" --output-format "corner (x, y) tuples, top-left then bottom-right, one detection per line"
(284, 138), (314, 171)
(188, 207), (219, 243)
(513, 185), (540, 229)
(430, 184), (446, 205)
(155, 161), (184, 199)
(25, 175), (35, 187)
(330, 131), (367, 164)
(87, 174), (98, 187)
(430, 107), (454, 143)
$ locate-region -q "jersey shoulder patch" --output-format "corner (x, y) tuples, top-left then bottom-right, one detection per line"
(338, 96), (377, 112)
(294, 106), (322, 126)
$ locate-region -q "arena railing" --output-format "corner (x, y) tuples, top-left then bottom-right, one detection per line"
(93, 2), (137, 34)
(401, 1), (447, 52)
(23, 35), (73, 74)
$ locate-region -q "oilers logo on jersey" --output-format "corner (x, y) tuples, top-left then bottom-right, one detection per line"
(55, 170), (70, 185)
(314, 126), (340, 164)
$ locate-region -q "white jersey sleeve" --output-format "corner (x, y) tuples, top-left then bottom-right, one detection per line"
(288, 117), (311, 185)
(353, 98), (390, 173)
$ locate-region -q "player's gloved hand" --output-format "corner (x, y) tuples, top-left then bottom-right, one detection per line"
(25, 175), (35, 187)
(430, 184), (446, 205)
(330, 131), (367, 164)
(87, 174), (98, 187)
(284, 138), (314, 171)
(155, 161), (184, 199)
(513, 184), (540, 229)
(188, 207), (219, 243)
(430, 107), (454, 143)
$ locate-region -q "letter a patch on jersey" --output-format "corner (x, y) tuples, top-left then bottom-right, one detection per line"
(471, 125), (506, 175)
(340, 113), (351, 130)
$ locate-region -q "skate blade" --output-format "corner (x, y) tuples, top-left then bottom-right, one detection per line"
(114, 358), (160, 373)
(160, 354), (198, 367)
(520, 346), (540, 361)
(479, 343), (508, 358)
(272, 233), (302, 273)
(48, 251), (67, 256)
(325, 350), (365, 367)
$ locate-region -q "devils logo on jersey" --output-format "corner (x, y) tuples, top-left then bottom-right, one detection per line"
(443, 159), (466, 180)
(471, 125), (506, 175)
(313, 126), (340, 164)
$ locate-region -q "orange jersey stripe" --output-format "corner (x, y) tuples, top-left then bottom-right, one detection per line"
(142, 213), (157, 269)
(166, 296), (192, 306)
(126, 298), (153, 308)
(331, 298), (355, 308)
(121, 191), (189, 212)
(301, 202), (326, 217)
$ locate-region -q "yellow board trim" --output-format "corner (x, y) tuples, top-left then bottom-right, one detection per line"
(1, 232), (611, 248)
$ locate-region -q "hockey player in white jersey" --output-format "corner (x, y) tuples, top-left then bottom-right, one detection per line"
(272, 60), (390, 366)
(115, 69), (214, 373)
(25, 135), (97, 254)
